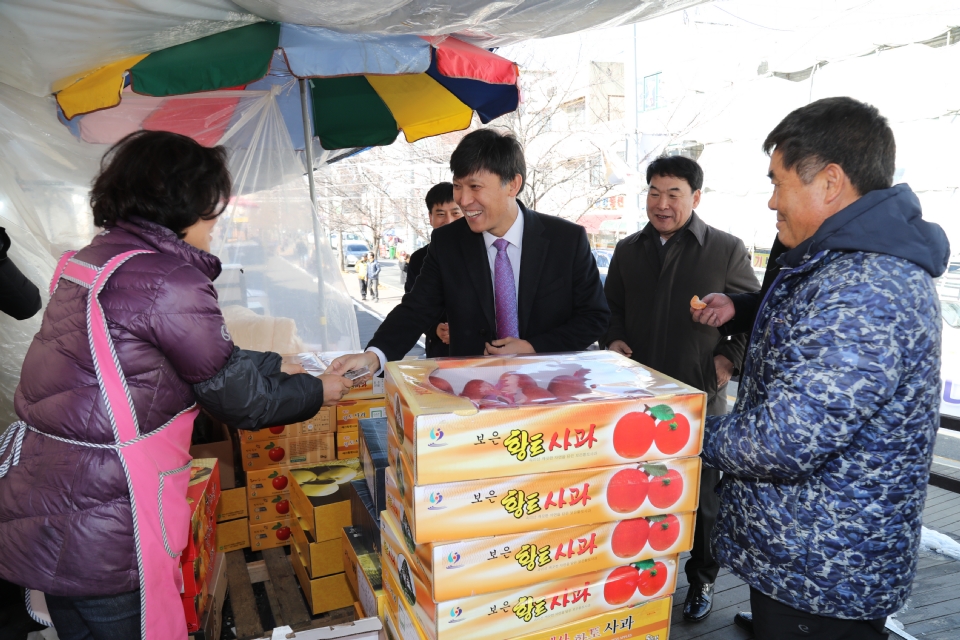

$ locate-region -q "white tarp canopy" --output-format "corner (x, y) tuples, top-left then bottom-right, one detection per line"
(0, 0), (707, 96)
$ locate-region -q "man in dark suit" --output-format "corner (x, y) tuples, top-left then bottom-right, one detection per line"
(405, 182), (463, 357)
(329, 128), (609, 373)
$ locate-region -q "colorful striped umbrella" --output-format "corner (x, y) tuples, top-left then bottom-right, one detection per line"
(55, 22), (519, 150)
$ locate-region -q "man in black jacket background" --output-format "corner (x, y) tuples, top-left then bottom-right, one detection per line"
(603, 156), (759, 624)
(330, 128), (610, 374)
(405, 183), (463, 357)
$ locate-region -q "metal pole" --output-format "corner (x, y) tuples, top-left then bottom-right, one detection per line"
(299, 78), (329, 347)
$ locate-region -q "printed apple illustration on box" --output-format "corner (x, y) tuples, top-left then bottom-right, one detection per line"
(613, 405), (690, 458)
(269, 470), (288, 490)
(605, 464), (684, 513)
(264, 442), (286, 462)
(269, 425), (286, 435)
(273, 522), (291, 540)
(273, 495), (290, 515)
(602, 560), (669, 605)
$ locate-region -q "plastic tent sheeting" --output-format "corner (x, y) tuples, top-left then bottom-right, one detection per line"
(0, 81), (359, 424)
(0, 0), (707, 97)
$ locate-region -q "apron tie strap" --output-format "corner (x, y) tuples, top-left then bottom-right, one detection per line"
(0, 422), (27, 478)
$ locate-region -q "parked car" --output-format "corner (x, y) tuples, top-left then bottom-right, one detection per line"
(592, 249), (613, 286)
(344, 243), (371, 267)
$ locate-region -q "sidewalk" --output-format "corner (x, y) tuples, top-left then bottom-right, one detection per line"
(342, 270), (424, 357)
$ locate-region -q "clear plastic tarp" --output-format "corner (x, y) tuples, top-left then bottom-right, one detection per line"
(0, 81), (359, 424)
(0, 0), (707, 96)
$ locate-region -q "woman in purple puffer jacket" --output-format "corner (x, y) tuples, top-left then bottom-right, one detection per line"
(0, 131), (352, 640)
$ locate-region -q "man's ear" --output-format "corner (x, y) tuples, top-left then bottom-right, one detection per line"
(692, 189), (702, 209)
(821, 163), (848, 205)
(508, 174), (523, 198)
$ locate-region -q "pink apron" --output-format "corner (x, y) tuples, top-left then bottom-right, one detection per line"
(0, 250), (198, 639)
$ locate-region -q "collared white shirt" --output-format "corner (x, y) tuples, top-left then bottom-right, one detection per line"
(367, 206), (524, 375)
(482, 209), (524, 302)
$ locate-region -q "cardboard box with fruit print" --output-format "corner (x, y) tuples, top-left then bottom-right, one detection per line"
(381, 527), (677, 640)
(237, 407), (335, 442)
(249, 515), (293, 550)
(283, 351), (386, 401)
(248, 492), (292, 523)
(240, 433), (335, 470)
(182, 458), (220, 562)
(380, 504), (693, 601)
(288, 459), (364, 542)
(386, 425), (700, 543)
(384, 351), (706, 486)
(511, 595), (672, 640)
(246, 465), (295, 498)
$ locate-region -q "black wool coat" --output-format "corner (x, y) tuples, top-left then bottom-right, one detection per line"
(604, 212), (759, 415)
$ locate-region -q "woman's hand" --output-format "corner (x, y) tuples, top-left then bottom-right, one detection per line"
(691, 293), (735, 327)
(319, 374), (353, 405)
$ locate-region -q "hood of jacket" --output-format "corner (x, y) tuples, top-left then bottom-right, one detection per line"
(783, 183), (950, 277)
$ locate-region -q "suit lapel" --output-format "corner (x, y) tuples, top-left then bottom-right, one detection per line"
(462, 223), (496, 333)
(518, 204), (548, 336)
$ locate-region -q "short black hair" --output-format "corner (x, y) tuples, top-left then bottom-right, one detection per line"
(425, 182), (455, 212)
(763, 97), (895, 195)
(646, 155), (703, 192)
(91, 130), (232, 237)
(450, 128), (525, 193)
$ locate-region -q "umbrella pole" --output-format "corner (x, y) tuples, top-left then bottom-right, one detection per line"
(300, 78), (329, 348)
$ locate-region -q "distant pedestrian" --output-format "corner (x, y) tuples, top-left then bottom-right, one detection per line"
(356, 255), (368, 300)
(366, 252), (381, 302)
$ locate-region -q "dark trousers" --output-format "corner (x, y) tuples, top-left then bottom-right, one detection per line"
(368, 276), (379, 301)
(751, 589), (888, 639)
(684, 465), (721, 586)
(46, 590), (141, 640)
(0, 579), (43, 640)
(359, 278), (367, 298)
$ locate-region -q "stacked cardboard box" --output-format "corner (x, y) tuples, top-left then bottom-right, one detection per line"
(281, 351), (387, 461)
(181, 458), (221, 633)
(214, 486), (250, 553)
(239, 408), (336, 550)
(287, 459), (365, 614)
(378, 351), (705, 640)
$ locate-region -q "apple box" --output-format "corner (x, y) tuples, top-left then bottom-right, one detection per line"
(288, 459), (364, 542)
(246, 465), (295, 498)
(382, 540), (677, 640)
(380, 504), (694, 601)
(240, 433), (335, 470)
(384, 351), (706, 485)
(249, 516), (293, 550)
(237, 407), (335, 441)
(248, 492), (293, 523)
(386, 444), (700, 544)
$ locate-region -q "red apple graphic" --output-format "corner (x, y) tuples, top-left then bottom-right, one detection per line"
(612, 412), (655, 459)
(610, 518), (649, 558)
(270, 472), (288, 490)
(645, 465), (683, 509)
(651, 404), (689, 455)
(637, 560), (668, 596)
(267, 446), (286, 462)
(275, 526), (291, 541)
(606, 468), (649, 514)
(275, 499), (290, 515)
(603, 566), (640, 605)
(647, 514), (680, 551)
(269, 425), (286, 435)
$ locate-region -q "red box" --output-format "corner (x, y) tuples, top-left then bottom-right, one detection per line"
(181, 458), (220, 563)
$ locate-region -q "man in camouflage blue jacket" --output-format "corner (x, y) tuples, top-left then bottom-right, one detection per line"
(697, 97), (950, 639)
